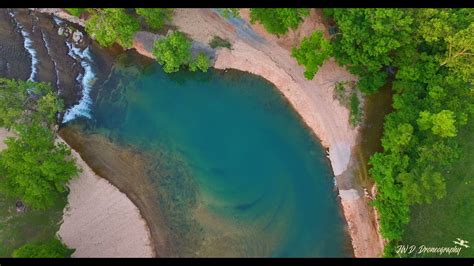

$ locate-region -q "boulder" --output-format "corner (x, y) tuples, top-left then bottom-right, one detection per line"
(72, 30), (83, 44)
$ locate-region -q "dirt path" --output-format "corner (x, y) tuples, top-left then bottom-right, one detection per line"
(0, 128), (15, 150)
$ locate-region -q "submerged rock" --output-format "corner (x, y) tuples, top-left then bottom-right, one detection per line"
(58, 26), (68, 36)
(72, 30), (83, 44)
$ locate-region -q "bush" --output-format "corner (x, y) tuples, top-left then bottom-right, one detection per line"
(209, 36), (232, 49)
(12, 238), (74, 258)
(85, 8), (140, 48)
(189, 53), (211, 72)
(291, 30), (332, 80)
(152, 31), (192, 73)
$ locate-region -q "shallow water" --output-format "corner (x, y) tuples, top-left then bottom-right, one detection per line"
(64, 52), (350, 257)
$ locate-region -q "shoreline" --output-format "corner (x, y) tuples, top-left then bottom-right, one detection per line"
(170, 8), (385, 257)
(0, 128), (154, 257)
(31, 8), (385, 257)
(56, 137), (155, 258)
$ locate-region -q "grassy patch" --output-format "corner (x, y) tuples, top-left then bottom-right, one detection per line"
(401, 119), (474, 257)
(0, 195), (67, 257)
(64, 8), (87, 17)
(349, 92), (362, 127)
(333, 81), (362, 127)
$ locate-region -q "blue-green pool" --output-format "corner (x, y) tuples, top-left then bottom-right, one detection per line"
(65, 52), (350, 257)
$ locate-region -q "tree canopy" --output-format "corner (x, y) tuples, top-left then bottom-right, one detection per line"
(328, 8), (414, 93)
(0, 78), (63, 129)
(152, 31), (211, 73)
(249, 8), (310, 36)
(85, 8), (140, 48)
(291, 30), (332, 80)
(0, 122), (78, 210)
(152, 31), (192, 73)
(0, 79), (78, 210)
(324, 8), (474, 256)
(189, 53), (211, 72)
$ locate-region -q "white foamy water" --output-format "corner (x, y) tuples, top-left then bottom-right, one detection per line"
(41, 30), (61, 90)
(52, 16), (64, 26)
(21, 29), (39, 81)
(62, 42), (97, 123)
(9, 11), (39, 82)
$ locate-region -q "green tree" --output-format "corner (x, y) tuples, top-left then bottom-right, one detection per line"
(417, 110), (458, 137)
(249, 8), (310, 36)
(416, 111), (432, 131)
(152, 31), (192, 73)
(189, 53), (211, 72)
(381, 123), (414, 152)
(329, 8), (414, 93)
(85, 8), (140, 48)
(0, 79), (63, 129)
(0, 122), (78, 210)
(135, 8), (174, 30)
(441, 23), (474, 83)
(12, 238), (74, 258)
(291, 30), (332, 80)
(431, 110), (457, 137)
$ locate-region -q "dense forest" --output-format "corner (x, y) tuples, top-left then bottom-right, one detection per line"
(326, 9), (473, 256)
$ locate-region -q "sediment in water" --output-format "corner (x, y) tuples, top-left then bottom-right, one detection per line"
(59, 125), (177, 257)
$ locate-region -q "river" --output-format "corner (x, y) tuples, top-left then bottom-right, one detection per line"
(0, 9), (395, 258)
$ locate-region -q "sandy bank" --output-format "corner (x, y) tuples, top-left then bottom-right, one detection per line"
(0, 128), (154, 257)
(57, 137), (154, 258)
(171, 8), (385, 257)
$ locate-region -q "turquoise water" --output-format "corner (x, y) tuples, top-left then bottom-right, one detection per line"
(68, 53), (350, 257)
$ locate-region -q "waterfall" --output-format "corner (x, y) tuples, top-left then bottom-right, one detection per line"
(52, 16), (63, 26)
(62, 41), (97, 123)
(41, 30), (61, 91)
